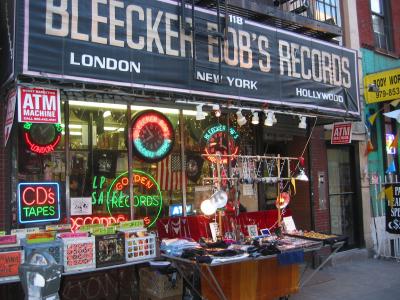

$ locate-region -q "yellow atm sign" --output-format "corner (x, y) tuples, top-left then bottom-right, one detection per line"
(364, 68), (400, 104)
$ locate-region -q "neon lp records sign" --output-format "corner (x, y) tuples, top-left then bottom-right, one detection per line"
(23, 123), (62, 154)
(17, 182), (61, 224)
(131, 110), (174, 163)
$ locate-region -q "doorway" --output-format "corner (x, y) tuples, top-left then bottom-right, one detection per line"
(327, 146), (361, 248)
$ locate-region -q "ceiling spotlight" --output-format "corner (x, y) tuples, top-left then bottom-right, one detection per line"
(236, 109), (247, 126)
(251, 111), (259, 125)
(196, 104), (206, 121)
(296, 168), (309, 181)
(264, 111), (274, 127)
(298, 116), (307, 129)
(213, 104), (221, 117)
(103, 110), (112, 118)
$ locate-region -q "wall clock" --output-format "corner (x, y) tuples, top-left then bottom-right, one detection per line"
(202, 124), (239, 164)
(131, 110), (174, 163)
(23, 123), (62, 154)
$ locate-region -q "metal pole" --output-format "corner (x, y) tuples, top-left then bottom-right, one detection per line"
(65, 100), (71, 224)
(179, 110), (187, 217)
(127, 104), (134, 220)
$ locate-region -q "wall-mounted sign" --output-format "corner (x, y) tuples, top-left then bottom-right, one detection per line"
(22, 0), (359, 118)
(202, 125), (239, 163)
(331, 123), (352, 145)
(17, 87), (61, 123)
(131, 110), (174, 163)
(17, 182), (60, 224)
(23, 122), (62, 154)
(364, 67), (400, 104)
(387, 184), (400, 234)
(4, 89), (16, 147)
(71, 197), (92, 216)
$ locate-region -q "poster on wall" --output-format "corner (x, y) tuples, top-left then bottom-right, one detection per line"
(20, 0), (359, 118)
(387, 184), (400, 234)
(331, 122), (352, 144)
(4, 89), (16, 147)
(71, 197), (92, 216)
(17, 86), (61, 124)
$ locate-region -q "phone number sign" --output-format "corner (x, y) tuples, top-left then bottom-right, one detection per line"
(17, 182), (61, 224)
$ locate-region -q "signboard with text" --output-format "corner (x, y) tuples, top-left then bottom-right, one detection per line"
(4, 89), (16, 147)
(18, 0), (359, 118)
(17, 87), (61, 124)
(364, 67), (400, 104)
(331, 123), (352, 144)
(387, 184), (400, 234)
(17, 182), (61, 224)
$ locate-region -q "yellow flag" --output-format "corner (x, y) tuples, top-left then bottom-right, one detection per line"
(378, 189), (385, 200)
(291, 177), (296, 195)
(390, 133), (399, 149)
(368, 111), (379, 126)
(391, 99), (400, 107)
(385, 186), (394, 207)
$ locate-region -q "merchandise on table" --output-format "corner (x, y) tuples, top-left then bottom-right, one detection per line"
(21, 238), (63, 265)
(95, 232), (125, 267)
(61, 236), (96, 273)
(120, 228), (156, 262)
(285, 230), (347, 245)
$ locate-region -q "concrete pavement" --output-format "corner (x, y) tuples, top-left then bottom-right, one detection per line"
(291, 256), (400, 300)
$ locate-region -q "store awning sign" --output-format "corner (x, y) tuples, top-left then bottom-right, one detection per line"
(4, 89), (16, 147)
(17, 182), (61, 224)
(17, 87), (61, 124)
(20, 0), (359, 118)
(331, 122), (352, 144)
(364, 68), (400, 104)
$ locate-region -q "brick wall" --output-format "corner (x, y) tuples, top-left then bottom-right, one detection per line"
(391, 0), (400, 56)
(357, 0), (374, 49)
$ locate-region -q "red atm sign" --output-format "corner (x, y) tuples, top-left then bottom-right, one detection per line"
(331, 123), (352, 145)
(17, 87), (61, 124)
(18, 183), (60, 224)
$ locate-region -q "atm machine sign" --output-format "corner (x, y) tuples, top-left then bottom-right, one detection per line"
(18, 183), (60, 224)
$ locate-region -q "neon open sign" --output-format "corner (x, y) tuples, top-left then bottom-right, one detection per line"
(17, 182), (61, 224)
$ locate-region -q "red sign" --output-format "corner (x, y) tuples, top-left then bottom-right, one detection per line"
(331, 123), (352, 144)
(17, 87), (61, 123)
(0, 251), (21, 277)
(4, 89), (16, 147)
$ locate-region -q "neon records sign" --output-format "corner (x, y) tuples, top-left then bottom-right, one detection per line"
(91, 170), (162, 227)
(23, 122), (62, 154)
(131, 110), (174, 163)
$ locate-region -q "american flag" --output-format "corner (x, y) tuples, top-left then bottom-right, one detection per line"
(156, 153), (187, 191)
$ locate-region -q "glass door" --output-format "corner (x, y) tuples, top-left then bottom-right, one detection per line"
(327, 147), (359, 248)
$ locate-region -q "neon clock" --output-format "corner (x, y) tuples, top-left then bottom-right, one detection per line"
(202, 124), (240, 164)
(23, 123), (62, 154)
(131, 110), (174, 163)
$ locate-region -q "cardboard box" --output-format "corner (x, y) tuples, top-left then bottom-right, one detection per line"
(139, 267), (183, 299)
(139, 292), (182, 300)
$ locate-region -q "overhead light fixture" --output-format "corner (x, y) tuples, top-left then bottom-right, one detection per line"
(103, 110), (112, 118)
(236, 109), (247, 126)
(212, 104), (221, 117)
(264, 111), (274, 127)
(200, 199), (217, 215)
(251, 111), (259, 125)
(196, 104), (206, 121)
(298, 116), (307, 129)
(209, 190), (228, 208)
(296, 168), (309, 181)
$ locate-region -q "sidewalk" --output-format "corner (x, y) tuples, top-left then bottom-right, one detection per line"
(291, 257), (400, 300)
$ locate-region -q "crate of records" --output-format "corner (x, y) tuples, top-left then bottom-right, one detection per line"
(119, 228), (156, 262)
(95, 232), (125, 267)
(61, 236), (96, 273)
(0, 235), (24, 281)
(21, 238), (63, 265)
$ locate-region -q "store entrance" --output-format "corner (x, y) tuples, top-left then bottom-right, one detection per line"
(327, 146), (361, 248)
